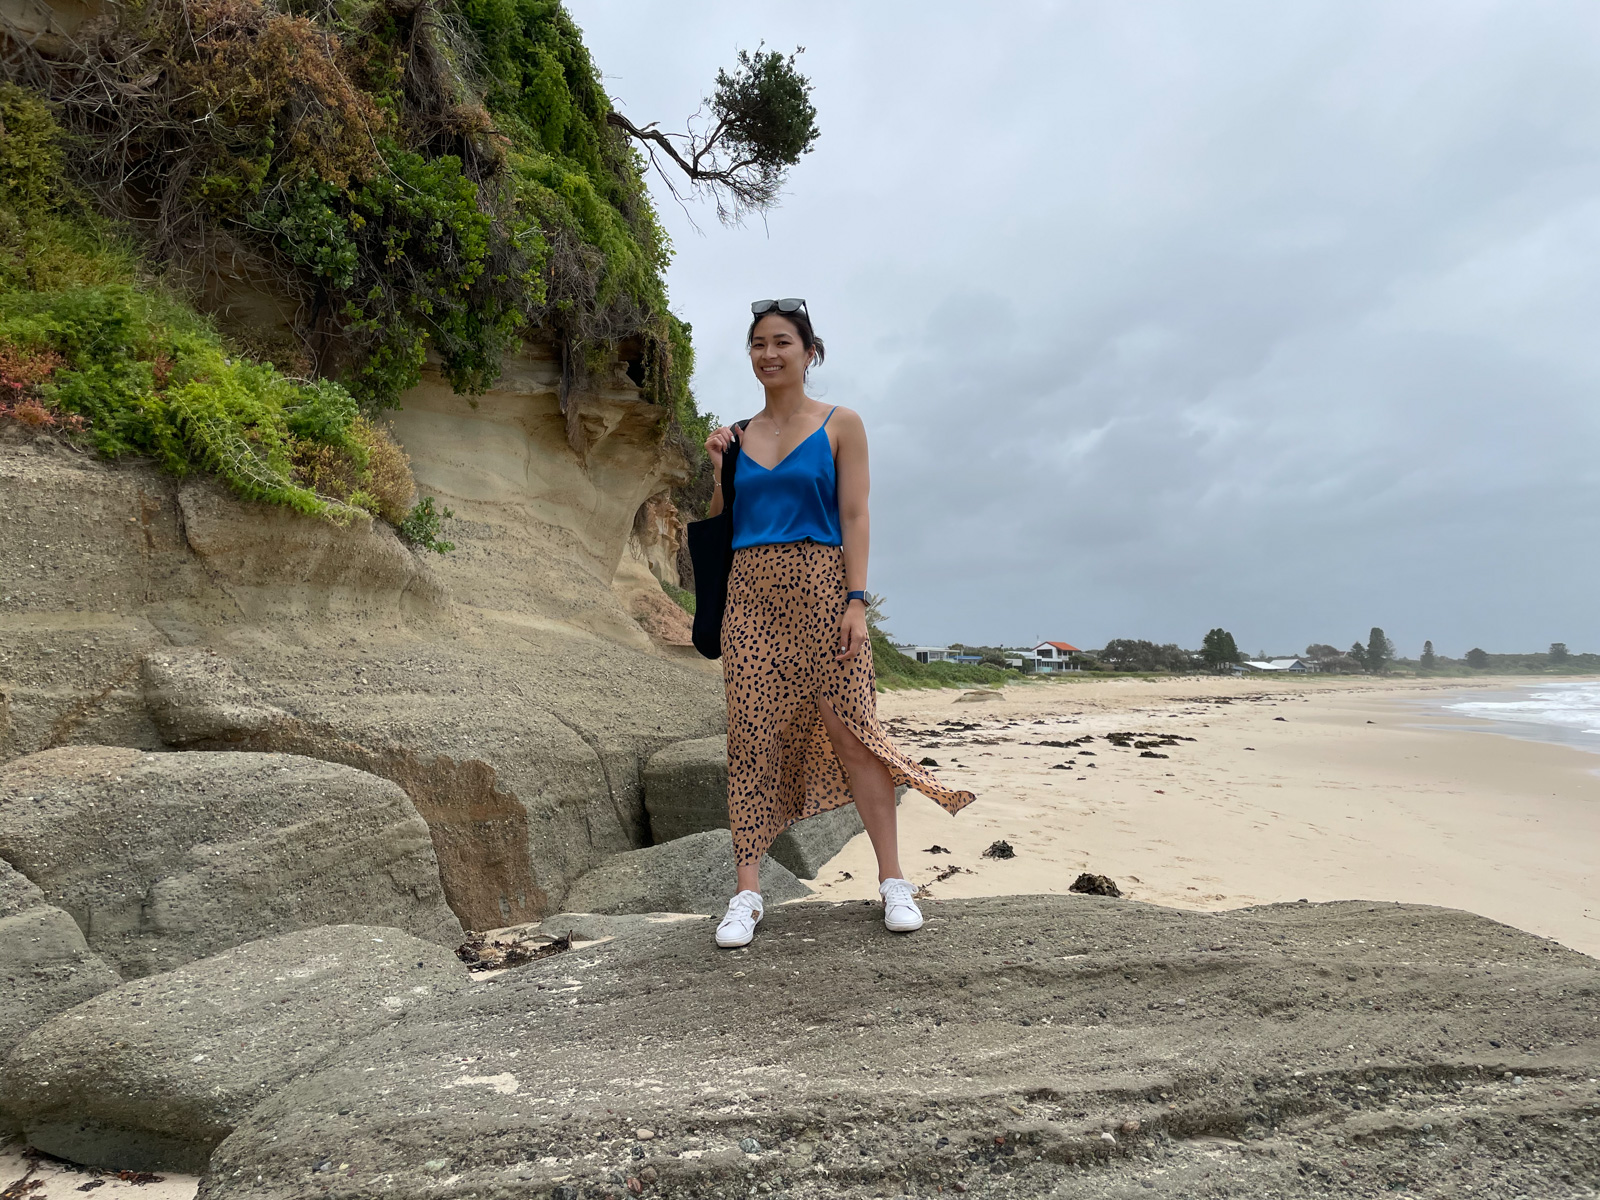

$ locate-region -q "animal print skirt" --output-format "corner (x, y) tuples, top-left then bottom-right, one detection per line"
(723, 540), (976, 865)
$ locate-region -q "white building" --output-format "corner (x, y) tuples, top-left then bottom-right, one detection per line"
(1027, 641), (1083, 673)
(893, 644), (956, 665)
(1242, 657), (1310, 673)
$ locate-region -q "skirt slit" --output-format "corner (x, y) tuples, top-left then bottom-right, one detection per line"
(722, 540), (975, 866)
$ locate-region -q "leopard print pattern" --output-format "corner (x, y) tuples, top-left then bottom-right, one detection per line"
(723, 540), (976, 865)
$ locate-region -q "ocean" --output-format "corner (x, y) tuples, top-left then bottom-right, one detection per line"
(1439, 680), (1600, 757)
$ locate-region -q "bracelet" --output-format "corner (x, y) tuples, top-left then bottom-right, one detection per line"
(846, 589), (866, 604)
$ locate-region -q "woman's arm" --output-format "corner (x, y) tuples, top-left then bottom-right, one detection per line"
(703, 425), (739, 517)
(832, 407), (871, 661)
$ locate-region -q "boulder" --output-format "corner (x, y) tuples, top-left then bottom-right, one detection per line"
(643, 735), (883, 879)
(0, 858), (121, 1065)
(195, 897), (1600, 1200)
(769, 803), (870, 880)
(641, 735), (728, 842)
(0, 747), (462, 977)
(559, 829), (811, 915)
(0, 925), (469, 1173)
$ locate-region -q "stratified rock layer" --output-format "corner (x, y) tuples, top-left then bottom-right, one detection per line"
(0, 857), (120, 1063)
(0, 747), (462, 976)
(0, 925), (469, 1173)
(0, 386), (724, 928)
(198, 897), (1600, 1200)
(560, 828), (811, 916)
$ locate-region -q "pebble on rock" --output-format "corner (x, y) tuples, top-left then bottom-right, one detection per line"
(635, 1128), (656, 1140)
(738, 1137), (761, 1153)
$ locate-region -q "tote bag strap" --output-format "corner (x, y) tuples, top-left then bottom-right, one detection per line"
(722, 418), (752, 514)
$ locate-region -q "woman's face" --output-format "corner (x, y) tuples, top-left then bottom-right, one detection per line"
(748, 314), (811, 389)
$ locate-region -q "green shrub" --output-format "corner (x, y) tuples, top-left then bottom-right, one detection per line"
(398, 496), (456, 554)
(13, 0), (708, 432)
(0, 83), (430, 530)
(660, 578), (696, 614)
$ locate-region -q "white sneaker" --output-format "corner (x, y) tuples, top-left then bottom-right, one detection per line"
(716, 890), (764, 948)
(879, 878), (924, 933)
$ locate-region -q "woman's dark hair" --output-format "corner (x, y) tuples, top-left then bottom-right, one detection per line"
(747, 308), (826, 368)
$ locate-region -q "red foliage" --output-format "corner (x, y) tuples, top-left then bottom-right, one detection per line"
(0, 340), (85, 432)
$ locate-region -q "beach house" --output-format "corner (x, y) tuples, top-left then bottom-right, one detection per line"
(1024, 641), (1084, 673)
(892, 644), (956, 665)
(1242, 657), (1310, 673)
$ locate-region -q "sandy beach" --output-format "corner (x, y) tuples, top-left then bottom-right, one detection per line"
(818, 675), (1600, 957)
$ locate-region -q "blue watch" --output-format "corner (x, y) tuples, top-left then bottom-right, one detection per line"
(846, 590), (867, 604)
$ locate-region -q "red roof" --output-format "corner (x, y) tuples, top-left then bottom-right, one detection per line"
(1038, 641), (1080, 653)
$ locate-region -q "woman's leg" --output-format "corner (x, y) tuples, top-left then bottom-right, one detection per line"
(735, 859), (762, 894)
(818, 697), (903, 882)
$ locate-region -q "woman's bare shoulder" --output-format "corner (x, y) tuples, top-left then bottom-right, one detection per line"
(823, 404), (867, 433)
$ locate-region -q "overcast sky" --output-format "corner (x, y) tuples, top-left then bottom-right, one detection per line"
(569, 1), (1600, 657)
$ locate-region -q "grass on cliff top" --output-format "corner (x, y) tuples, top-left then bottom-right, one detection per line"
(0, 84), (440, 537)
(8, 0), (707, 441)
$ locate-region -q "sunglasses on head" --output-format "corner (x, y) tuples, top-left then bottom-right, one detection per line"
(751, 297), (807, 316)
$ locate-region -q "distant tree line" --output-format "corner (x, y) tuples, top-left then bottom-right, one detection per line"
(879, 596), (1595, 678)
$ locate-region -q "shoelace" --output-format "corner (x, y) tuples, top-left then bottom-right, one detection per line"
(725, 892), (761, 919)
(882, 881), (915, 905)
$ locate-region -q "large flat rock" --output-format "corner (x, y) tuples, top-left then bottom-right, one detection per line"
(0, 924), (470, 1174)
(560, 828), (812, 915)
(0, 747), (462, 976)
(0, 858), (121, 1065)
(198, 896), (1600, 1199)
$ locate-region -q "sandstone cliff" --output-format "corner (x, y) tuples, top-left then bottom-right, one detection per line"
(0, 344), (723, 930)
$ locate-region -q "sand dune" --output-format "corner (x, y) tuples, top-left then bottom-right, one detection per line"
(819, 675), (1600, 957)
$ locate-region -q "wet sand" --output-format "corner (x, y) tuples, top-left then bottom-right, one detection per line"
(818, 675), (1600, 957)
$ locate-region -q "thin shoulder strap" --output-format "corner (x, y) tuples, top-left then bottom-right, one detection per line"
(822, 406), (838, 428)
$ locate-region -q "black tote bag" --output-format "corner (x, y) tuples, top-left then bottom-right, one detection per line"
(686, 419), (750, 659)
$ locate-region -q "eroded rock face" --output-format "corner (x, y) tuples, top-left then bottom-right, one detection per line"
(176, 483), (449, 623)
(560, 828), (811, 915)
(385, 351), (692, 650)
(196, 897), (1600, 1200)
(0, 747), (462, 976)
(0, 339), (726, 923)
(0, 857), (121, 1063)
(0, 924), (469, 1173)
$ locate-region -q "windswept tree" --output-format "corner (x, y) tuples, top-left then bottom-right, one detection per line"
(1465, 647), (1489, 669)
(1200, 628), (1241, 672)
(1420, 640), (1437, 669)
(1550, 642), (1570, 663)
(607, 46), (820, 224)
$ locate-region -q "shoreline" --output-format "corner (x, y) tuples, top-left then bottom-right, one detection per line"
(1393, 679), (1600, 761)
(815, 675), (1600, 958)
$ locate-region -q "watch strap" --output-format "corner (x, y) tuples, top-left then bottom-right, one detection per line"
(846, 590), (867, 603)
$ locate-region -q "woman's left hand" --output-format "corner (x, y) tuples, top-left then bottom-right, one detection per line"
(836, 603), (869, 662)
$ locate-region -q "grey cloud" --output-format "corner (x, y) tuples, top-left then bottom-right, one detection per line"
(571, 0), (1600, 655)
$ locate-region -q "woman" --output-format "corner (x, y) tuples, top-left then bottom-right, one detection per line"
(703, 298), (976, 949)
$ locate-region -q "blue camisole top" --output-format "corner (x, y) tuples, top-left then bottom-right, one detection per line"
(731, 406), (842, 550)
